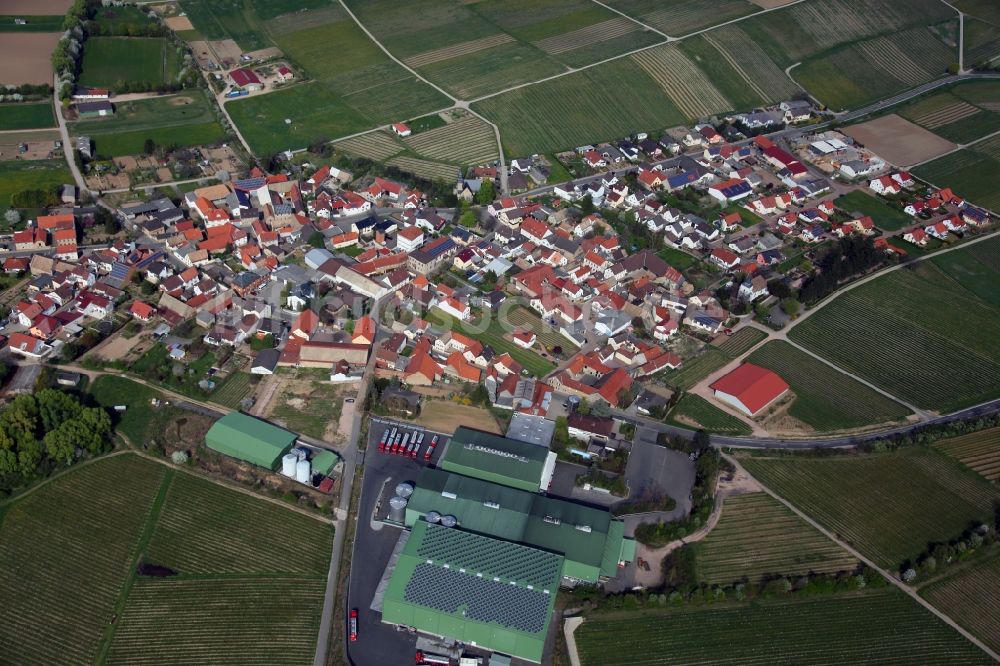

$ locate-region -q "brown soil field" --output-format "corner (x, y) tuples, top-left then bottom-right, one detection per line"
(843, 114), (957, 167)
(0, 130), (61, 161)
(0, 33), (60, 85)
(413, 400), (503, 435)
(0, 0), (71, 14)
(209, 39), (243, 67)
(163, 15), (193, 31)
(188, 41), (214, 67)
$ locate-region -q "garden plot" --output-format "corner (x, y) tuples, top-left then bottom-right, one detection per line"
(631, 44), (730, 118)
(532, 17), (638, 55)
(403, 115), (499, 166)
(388, 156), (462, 181)
(334, 130), (405, 161)
(404, 33), (515, 68)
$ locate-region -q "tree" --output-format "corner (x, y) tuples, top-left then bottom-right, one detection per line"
(143, 138), (156, 155)
(475, 179), (494, 205)
(459, 210), (478, 228)
(4, 209), (21, 227)
(781, 298), (800, 317)
(579, 194), (594, 215)
(308, 231), (325, 249)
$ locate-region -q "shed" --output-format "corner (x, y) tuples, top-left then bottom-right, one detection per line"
(440, 426), (556, 493)
(205, 412), (297, 469)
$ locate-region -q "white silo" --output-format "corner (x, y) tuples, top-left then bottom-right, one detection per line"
(395, 482), (414, 499)
(425, 510), (441, 524)
(440, 515), (457, 528)
(295, 458), (311, 484)
(388, 496), (408, 523)
(281, 453), (298, 478)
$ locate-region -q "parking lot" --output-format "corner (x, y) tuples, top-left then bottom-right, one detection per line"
(346, 418), (451, 666)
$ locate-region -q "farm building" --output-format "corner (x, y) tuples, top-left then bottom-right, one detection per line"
(76, 101), (114, 118)
(381, 521), (559, 663)
(229, 68), (262, 90)
(439, 426), (556, 493)
(205, 412), (297, 470)
(710, 363), (790, 417)
(404, 467), (634, 583)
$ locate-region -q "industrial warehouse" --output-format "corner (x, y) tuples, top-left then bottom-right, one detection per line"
(373, 426), (636, 663)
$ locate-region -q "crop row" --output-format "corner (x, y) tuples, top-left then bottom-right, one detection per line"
(403, 116), (499, 165)
(576, 588), (993, 665)
(405, 33), (514, 68)
(0, 455), (167, 666)
(107, 577), (325, 665)
(668, 394), (751, 435)
(695, 493), (857, 584)
(632, 45), (730, 119)
(911, 100), (981, 129)
(742, 450), (1000, 569)
(715, 327), (766, 357)
(146, 472), (332, 576)
(935, 427), (1000, 480)
(921, 555), (1000, 655)
(638, 0), (753, 36)
(388, 156), (461, 182)
(703, 26), (799, 102)
(533, 17), (636, 55)
(334, 131), (405, 161)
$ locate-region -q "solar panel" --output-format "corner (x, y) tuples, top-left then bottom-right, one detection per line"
(404, 564), (550, 634)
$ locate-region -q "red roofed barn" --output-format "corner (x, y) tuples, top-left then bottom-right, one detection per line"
(709, 363), (789, 417)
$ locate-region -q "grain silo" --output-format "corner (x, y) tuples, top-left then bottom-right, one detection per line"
(295, 458), (311, 484)
(388, 496), (408, 523)
(281, 453), (298, 478)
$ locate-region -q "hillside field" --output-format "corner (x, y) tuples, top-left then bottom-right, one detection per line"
(0, 453), (331, 665)
(746, 341), (911, 431)
(741, 449), (1000, 569)
(575, 588), (993, 665)
(788, 245), (1000, 413)
(693, 492), (858, 584)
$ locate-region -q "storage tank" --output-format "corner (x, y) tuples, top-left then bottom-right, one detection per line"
(295, 458), (311, 484)
(395, 482), (414, 499)
(440, 515), (458, 528)
(291, 446), (308, 461)
(281, 453), (298, 478)
(425, 510), (441, 524)
(388, 496), (408, 523)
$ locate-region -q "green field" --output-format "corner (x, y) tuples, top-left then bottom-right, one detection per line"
(661, 346), (729, 391)
(921, 554), (1000, 656)
(605, 0), (756, 36)
(788, 247), (1000, 413)
(914, 135), (1000, 210)
(79, 37), (177, 89)
(835, 190), (912, 232)
(210, 371), (254, 409)
(178, 0), (272, 50)
(746, 341), (911, 431)
(575, 588), (992, 665)
(90, 375), (164, 445)
(504, 304), (576, 350)
(693, 492), (858, 584)
(71, 92), (228, 156)
(426, 308), (556, 377)
(715, 327), (766, 357)
(0, 102), (54, 129)
(794, 25), (956, 111)
(667, 394), (751, 435)
(0, 159), (71, 211)
(92, 5), (155, 33)
(897, 82), (1000, 144)
(0, 15), (63, 31)
(0, 453), (331, 665)
(741, 449), (1000, 569)
(934, 427), (1000, 480)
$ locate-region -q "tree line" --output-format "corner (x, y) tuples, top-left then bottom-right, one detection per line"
(798, 236), (887, 305)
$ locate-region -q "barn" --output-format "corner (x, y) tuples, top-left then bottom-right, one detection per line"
(205, 412), (297, 470)
(710, 363), (789, 417)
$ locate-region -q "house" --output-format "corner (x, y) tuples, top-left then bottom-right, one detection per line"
(130, 301), (156, 322)
(276, 65), (294, 82)
(738, 276), (769, 301)
(251, 348), (280, 375)
(8, 332), (51, 359)
(902, 228), (928, 247)
(391, 122), (411, 137)
(708, 178), (752, 203)
(435, 296), (470, 321)
(567, 414), (614, 443)
(710, 363), (789, 417)
(869, 176), (900, 195)
(512, 329), (536, 349)
(230, 68), (262, 90)
(780, 99), (812, 123)
(925, 221), (951, 240)
(583, 151), (607, 169)
(709, 248), (739, 270)
(396, 225), (424, 252)
(352, 315), (376, 345)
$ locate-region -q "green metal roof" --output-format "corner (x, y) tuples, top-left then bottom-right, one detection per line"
(205, 412), (297, 470)
(407, 468), (631, 581)
(311, 449), (339, 475)
(382, 521), (559, 663)
(440, 427), (550, 492)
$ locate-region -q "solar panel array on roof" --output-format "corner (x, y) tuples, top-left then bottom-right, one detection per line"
(416, 523), (560, 588)
(404, 564), (550, 634)
(234, 176), (267, 191)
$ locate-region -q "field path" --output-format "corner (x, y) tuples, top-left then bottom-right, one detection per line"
(586, 0), (673, 39)
(726, 453), (1000, 662)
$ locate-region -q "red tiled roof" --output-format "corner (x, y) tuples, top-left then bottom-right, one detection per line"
(710, 363), (789, 415)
